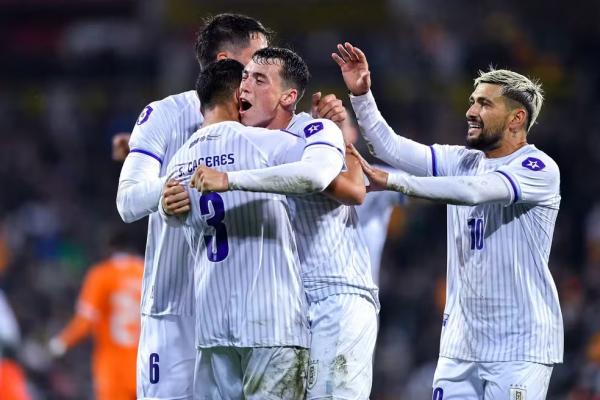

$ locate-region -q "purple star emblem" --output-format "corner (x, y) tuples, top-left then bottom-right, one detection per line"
(304, 122), (324, 137)
(521, 157), (545, 171)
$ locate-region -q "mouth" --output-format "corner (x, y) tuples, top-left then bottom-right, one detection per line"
(467, 120), (483, 136)
(240, 98), (253, 114)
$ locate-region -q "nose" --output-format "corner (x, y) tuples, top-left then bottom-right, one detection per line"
(466, 103), (478, 120)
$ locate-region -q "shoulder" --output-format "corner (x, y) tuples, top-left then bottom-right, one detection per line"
(506, 145), (560, 177)
(136, 90), (200, 126)
(300, 118), (341, 138)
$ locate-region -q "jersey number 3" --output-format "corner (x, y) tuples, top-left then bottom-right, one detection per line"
(200, 193), (229, 262)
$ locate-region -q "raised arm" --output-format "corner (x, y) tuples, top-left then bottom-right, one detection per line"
(333, 42), (432, 176)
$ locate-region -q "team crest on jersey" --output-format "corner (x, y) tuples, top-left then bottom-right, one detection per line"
(307, 361), (318, 390)
(509, 387), (526, 400)
(521, 157), (545, 171)
(304, 122), (323, 137)
(137, 105), (154, 125)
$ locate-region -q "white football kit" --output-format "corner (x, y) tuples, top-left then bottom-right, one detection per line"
(227, 114), (380, 399)
(163, 121), (310, 400)
(117, 91), (200, 399)
(355, 165), (406, 284)
(350, 90), (562, 400)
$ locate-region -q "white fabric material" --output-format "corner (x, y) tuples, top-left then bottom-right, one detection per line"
(137, 314), (195, 400)
(227, 118), (344, 194)
(164, 121), (309, 349)
(386, 171), (512, 206)
(355, 168), (405, 284)
(432, 357), (553, 400)
(194, 346), (308, 400)
(284, 113), (379, 308)
(434, 144), (562, 363)
(117, 152), (165, 223)
(118, 90), (201, 317)
(0, 290), (20, 347)
(349, 91), (432, 177)
(306, 294), (378, 400)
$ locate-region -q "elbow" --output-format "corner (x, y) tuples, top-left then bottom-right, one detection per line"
(301, 169), (334, 193)
(351, 187), (366, 205)
(341, 185), (366, 205)
(461, 191), (484, 206)
(116, 192), (136, 223)
(307, 177), (330, 193)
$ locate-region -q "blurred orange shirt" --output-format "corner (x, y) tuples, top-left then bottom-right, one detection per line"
(58, 253), (143, 400)
(0, 359), (31, 400)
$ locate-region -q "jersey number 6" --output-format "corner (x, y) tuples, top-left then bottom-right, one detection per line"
(200, 193), (229, 262)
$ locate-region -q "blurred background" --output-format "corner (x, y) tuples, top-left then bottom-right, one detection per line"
(1, 0), (599, 398)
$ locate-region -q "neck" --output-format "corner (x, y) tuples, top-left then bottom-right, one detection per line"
(264, 110), (294, 130)
(202, 104), (239, 127)
(485, 131), (528, 158)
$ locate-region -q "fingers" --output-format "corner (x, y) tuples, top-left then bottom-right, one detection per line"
(311, 92), (322, 107)
(353, 46), (367, 63)
(316, 95), (345, 122)
(348, 144), (370, 169)
(331, 52), (345, 67)
(325, 107), (347, 124)
(337, 43), (353, 63)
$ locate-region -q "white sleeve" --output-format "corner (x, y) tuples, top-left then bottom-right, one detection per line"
(496, 154), (560, 207)
(116, 152), (166, 223)
(0, 290), (20, 347)
(128, 102), (172, 164)
(386, 171), (512, 205)
(350, 90), (432, 176)
(228, 122), (344, 194)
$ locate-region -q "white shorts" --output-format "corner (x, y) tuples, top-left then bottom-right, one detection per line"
(306, 294), (378, 400)
(194, 346), (308, 400)
(137, 314), (195, 400)
(432, 357), (553, 400)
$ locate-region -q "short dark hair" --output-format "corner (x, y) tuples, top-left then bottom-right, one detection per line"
(196, 59), (244, 112)
(251, 47), (310, 103)
(195, 13), (272, 69)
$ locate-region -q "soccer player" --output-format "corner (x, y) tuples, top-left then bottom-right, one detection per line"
(116, 14), (271, 399)
(117, 14), (348, 399)
(162, 59), (314, 399)
(196, 47), (379, 400)
(334, 42), (562, 399)
(48, 230), (143, 400)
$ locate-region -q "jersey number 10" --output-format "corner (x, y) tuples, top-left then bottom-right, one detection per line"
(200, 193), (229, 262)
(467, 217), (485, 250)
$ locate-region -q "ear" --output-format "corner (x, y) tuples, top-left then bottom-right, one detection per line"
(508, 108), (527, 132)
(216, 51), (229, 61)
(279, 88), (298, 109)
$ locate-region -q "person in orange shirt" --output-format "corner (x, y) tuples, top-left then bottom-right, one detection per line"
(49, 229), (143, 400)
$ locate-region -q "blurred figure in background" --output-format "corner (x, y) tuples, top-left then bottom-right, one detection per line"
(48, 228), (143, 400)
(0, 289), (31, 400)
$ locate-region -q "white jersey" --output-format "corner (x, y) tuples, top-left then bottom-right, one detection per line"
(128, 90), (202, 316)
(165, 121), (310, 348)
(287, 113), (379, 308)
(355, 173), (405, 284)
(432, 143), (563, 363)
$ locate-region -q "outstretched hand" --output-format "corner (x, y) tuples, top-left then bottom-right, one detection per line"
(347, 144), (388, 192)
(332, 42), (371, 96)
